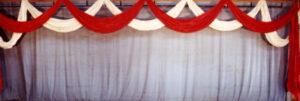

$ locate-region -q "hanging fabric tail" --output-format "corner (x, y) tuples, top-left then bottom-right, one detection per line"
(287, 5), (300, 99)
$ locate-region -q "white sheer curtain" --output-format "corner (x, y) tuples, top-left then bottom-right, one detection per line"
(0, 4), (289, 101)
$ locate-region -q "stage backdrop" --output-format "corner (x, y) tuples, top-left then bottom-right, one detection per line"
(0, 2), (291, 101)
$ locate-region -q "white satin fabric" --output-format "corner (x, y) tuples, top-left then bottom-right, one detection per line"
(261, 1), (289, 47)
(104, 0), (186, 31)
(0, 0), (298, 49)
(187, 0), (262, 31)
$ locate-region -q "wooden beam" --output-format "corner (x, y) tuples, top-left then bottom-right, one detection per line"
(0, 0), (295, 3)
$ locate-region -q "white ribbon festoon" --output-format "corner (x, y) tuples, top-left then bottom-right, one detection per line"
(104, 0), (186, 31)
(25, 0), (104, 32)
(0, 0), (299, 49)
(0, 0), (27, 49)
(186, 0), (262, 31)
(261, 1), (289, 47)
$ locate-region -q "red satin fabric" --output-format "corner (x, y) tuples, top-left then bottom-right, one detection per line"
(63, 0), (145, 33)
(226, 0), (298, 33)
(287, 14), (300, 99)
(146, 0), (226, 33)
(0, 0), (63, 33)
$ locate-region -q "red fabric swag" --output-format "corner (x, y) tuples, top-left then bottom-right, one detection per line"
(63, 0), (145, 33)
(287, 13), (300, 99)
(226, 0), (298, 33)
(146, 0), (227, 33)
(0, 0), (63, 33)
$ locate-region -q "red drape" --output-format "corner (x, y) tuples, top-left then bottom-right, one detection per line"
(0, 0), (63, 33)
(287, 12), (300, 99)
(146, 0), (297, 33)
(146, 0), (226, 33)
(226, 0), (298, 33)
(63, 0), (145, 33)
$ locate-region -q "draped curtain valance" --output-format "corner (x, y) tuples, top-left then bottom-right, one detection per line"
(0, 0), (298, 48)
(0, 0), (299, 99)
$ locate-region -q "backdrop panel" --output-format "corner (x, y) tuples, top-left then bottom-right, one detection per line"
(0, 5), (290, 101)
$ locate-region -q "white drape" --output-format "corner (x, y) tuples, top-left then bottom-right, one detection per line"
(0, 6), (288, 100)
(261, 2), (289, 47)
